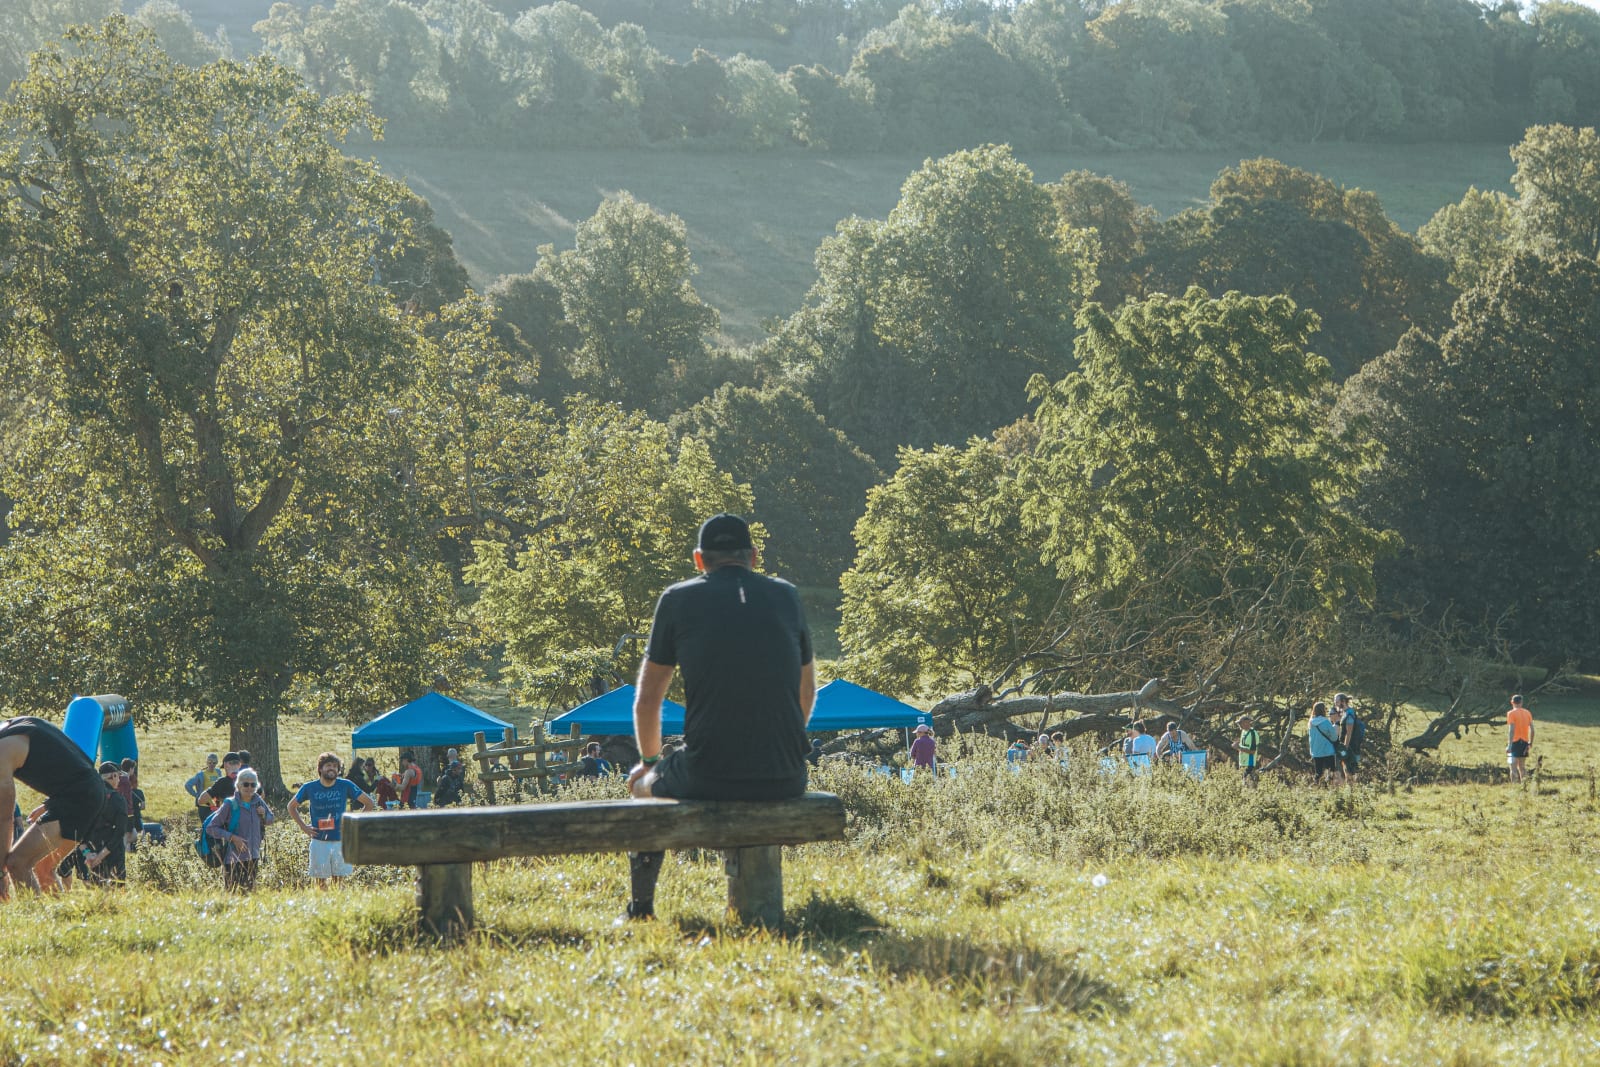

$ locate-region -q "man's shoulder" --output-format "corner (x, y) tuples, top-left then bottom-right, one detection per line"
(661, 574), (710, 597)
(662, 570), (800, 600)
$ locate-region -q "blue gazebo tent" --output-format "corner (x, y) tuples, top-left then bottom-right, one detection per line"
(546, 684), (686, 737)
(808, 680), (929, 731)
(351, 691), (516, 750)
(544, 679), (926, 738)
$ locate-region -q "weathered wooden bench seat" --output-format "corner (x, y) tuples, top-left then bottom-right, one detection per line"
(342, 792), (846, 938)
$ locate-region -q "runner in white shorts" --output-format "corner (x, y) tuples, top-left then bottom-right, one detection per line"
(289, 752), (376, 885)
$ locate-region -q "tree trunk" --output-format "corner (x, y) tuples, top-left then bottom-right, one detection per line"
(233, 708), (288, 802)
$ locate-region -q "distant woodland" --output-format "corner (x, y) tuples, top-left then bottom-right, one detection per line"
(6, 1), (1600, 149)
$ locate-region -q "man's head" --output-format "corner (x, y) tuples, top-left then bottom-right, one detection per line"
(1334, 692), (1350, 709)
(222, 752), (242, 777)
(446, 748), (458, 763)
(694, 513), (757, 571)
(1511, 693), (1525, 708)
(1239, 715), (1254, 728)
(205, 753), (218, 769)
(1132, 721), (1148, 735)
(400, 751), (415, 768)
(584, 742), (602, 757)
(914, 724), (933, 738)
(316, 752), (342, 781)
(237, 750), (251, 767)
(120, 758), (136, 773)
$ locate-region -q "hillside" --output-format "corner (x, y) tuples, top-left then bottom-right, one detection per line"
(373, 141), (1516, 341)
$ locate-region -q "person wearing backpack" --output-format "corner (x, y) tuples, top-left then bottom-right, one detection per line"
(1333, 693), (1364, 785)
(1306, 702), (1340, 786)
(205, 768), (274, 892)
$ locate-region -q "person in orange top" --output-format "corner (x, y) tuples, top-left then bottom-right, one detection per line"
(1505, 694), (1534, 783)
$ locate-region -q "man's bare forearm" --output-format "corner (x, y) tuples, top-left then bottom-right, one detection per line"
(633, 658), (675, 760)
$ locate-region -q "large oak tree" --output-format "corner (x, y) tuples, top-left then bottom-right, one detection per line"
(0, 21), (455, 793)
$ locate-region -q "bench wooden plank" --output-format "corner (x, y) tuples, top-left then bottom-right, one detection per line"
(342, 793), (846, 865)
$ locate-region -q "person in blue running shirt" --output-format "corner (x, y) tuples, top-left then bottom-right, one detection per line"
(288, 752), (375, 885)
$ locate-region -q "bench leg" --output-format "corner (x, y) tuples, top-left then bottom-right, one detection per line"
(417, 863), (474, 941)
(723, 845), (783, 928)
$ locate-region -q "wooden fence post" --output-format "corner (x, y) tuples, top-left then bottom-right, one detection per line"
(473, 730), (495, 805)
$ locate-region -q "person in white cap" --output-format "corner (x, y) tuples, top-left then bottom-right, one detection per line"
(910, 723), (937, 771)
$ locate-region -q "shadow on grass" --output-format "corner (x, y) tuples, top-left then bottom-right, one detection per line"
(669, 892), (1122, 1018)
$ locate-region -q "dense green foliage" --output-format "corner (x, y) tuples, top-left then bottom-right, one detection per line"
(1027, 288), (1380, 609)
(13, 1), (1595, 151)
(230, 0), (1600, 149)
(769, 145), (1091, 464)
(0, 21), (459, 790)
(840, 435), (1060, 694)
(1340, 254), (1600, 666)
(463, 399), (753, 706)
(1134, 159), (1457, 381)
(669, 384), (881, 591)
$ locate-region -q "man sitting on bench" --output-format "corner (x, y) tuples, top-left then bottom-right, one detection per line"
(625, 513), (816, 920)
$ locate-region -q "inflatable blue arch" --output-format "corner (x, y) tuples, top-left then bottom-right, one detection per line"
(61, 694), (139, 765)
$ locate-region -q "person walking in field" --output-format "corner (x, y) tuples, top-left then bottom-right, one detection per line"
(1307, 702), (1339, 785)
(1235, 715), (1261, 786)
(206, 767), (274, 892)
(0, 716), (128, 898)
(289, 753), (376, 886)
(624, 513), (815, 921)
(1505, 694), (1534, 784)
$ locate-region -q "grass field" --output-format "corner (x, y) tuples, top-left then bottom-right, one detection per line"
(372, 141), (1517, 340)
(3, 693), (1597, 1064)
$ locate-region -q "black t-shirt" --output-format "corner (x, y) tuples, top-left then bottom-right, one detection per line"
(645, 565), (812, 783)
(0, 716), (103, 799)
(201, 774), (236, 806)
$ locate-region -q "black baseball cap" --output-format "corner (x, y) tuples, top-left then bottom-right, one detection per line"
(698, 513), (753, 552)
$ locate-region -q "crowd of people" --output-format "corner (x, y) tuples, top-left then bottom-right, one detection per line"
(924, 690), (1535, 792)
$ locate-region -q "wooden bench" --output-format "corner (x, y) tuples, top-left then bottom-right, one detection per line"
(341, 792), (846, 939)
